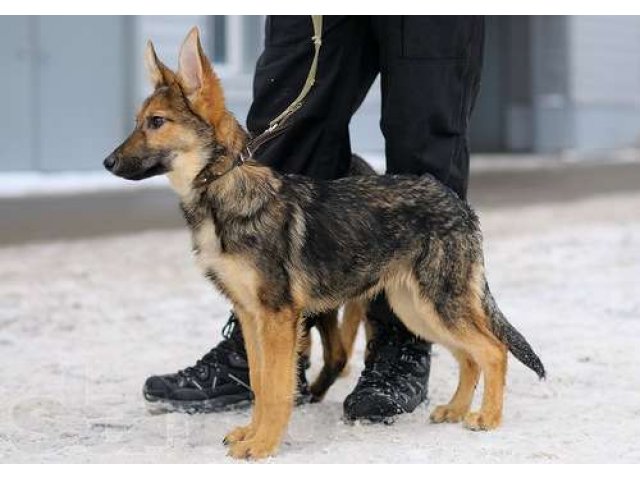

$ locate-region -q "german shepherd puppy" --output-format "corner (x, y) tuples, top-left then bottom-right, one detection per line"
(104, 28), (545, 459)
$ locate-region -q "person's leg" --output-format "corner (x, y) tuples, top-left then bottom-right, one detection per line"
(344, 15), (484, 422)
(144, 15), (378, 413)
(248, 15), (378, 178)
(377, 15), (484, 198)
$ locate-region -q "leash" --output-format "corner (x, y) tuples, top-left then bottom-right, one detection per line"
(236, 15), (323, 165)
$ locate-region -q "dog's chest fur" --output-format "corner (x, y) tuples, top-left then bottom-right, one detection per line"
(183, 199), (260, 312)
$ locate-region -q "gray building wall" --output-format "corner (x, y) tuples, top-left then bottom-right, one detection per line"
(470, 15), (640, 154)
(470, 16), (574, 152)
(1, 16), (639, 173)
(1, 17), (34, 171)
(0, 16), (131, 172)
(569, 16), (640, 151)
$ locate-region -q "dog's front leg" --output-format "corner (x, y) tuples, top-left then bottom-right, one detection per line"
(227, 307), (299, 460)
(223, 307), (262, 445)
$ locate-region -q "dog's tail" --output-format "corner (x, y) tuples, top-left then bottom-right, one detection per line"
(483, 282), (546, 379)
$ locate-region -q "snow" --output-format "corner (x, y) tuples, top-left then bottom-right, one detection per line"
(1, 192), (640, 463)
(0, 172), (169, 198)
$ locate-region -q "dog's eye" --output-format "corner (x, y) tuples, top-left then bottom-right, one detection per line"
(147, 116), (166, 130)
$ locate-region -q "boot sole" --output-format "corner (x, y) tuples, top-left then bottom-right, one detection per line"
(342, 396), (429, 425)
(143, 390), (313, 415)
(144, 391), (253, 414)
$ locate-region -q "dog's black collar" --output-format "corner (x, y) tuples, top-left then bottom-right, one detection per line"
(194, 143), (250, 188)
(197, 118), (294, 187)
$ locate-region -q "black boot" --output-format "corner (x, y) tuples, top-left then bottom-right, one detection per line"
(343, 295), (431, 423)
(143, 313), (311, 413)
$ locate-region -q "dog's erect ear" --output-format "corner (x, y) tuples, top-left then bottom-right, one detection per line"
(145, 40), (175, 88)
(177, 27), (206, 96)
(177, 27), (226, 128)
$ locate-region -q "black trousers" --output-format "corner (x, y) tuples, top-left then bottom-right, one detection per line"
(247, 16), (484, 341)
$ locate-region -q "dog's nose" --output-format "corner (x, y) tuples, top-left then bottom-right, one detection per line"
(103, 154), (118, 171)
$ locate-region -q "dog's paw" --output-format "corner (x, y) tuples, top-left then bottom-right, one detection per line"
(463, 411), (501, 431)
(308, 385), (326, 404)
(223, 424), (255, 445)
(227, 438), (278, 460)
(430, 404), (467, 423)
(309, 393), (324, 404)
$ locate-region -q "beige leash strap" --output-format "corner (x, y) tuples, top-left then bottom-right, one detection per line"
(240, 15), (323, 161)
(267, 15), (323, 130)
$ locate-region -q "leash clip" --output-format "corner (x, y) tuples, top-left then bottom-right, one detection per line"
(238, 145), (252, 165)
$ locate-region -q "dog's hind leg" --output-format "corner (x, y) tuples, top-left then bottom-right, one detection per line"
(340, 300), (366, 373)
(223, 307), (262, 446)
(385, 282), (474, 421)
(227, 307), (299, 460)
(385, 280), (505, 430)
(430, 349), (480, 423)
(309, 309), (347, 402)
(299, 317), (312, 364)
(461, 328), (507, 431)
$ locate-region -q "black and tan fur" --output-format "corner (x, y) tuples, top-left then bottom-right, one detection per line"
(304, 154), (375, 393)
(105, 28), (545, 460)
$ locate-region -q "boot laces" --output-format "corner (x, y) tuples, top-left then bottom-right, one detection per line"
(358, 335), (427, 392)
(177, 314), (243, 382)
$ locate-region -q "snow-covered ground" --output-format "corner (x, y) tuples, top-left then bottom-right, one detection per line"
(1, 192), (639, 463)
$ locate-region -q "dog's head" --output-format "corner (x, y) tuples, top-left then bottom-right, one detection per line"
(103, 28), (240, 193)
